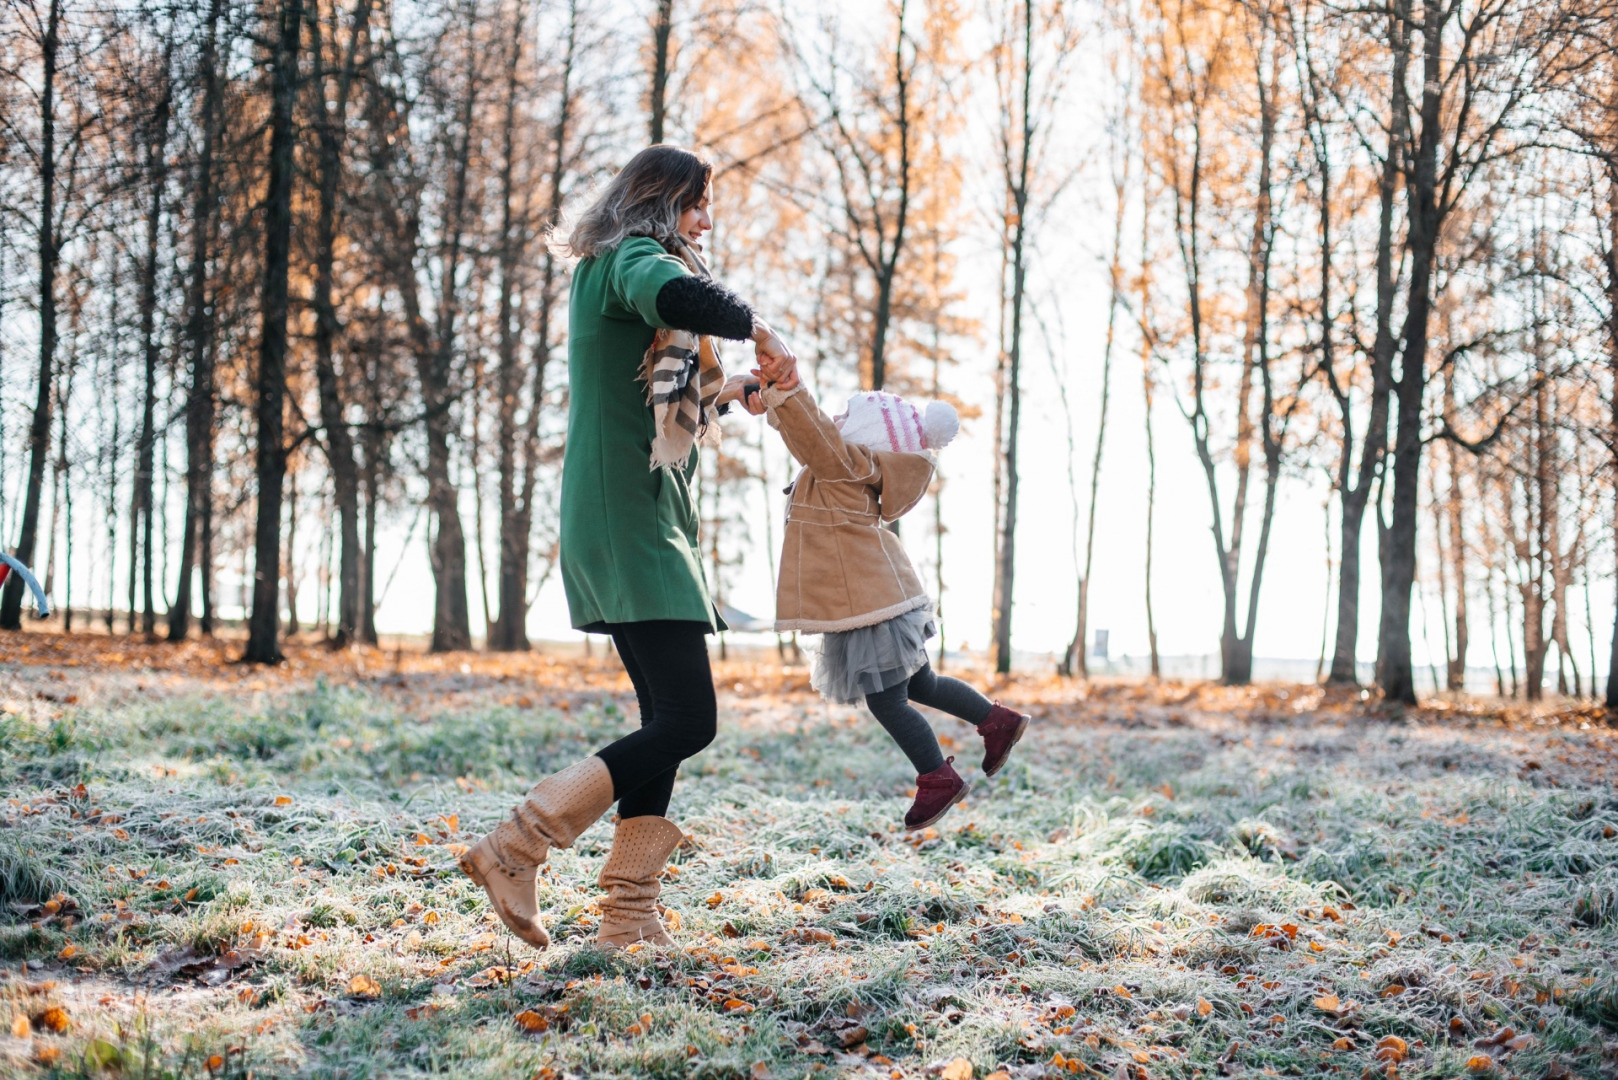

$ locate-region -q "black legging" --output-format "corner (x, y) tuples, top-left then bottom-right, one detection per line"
(593, 620), (718, 818)
(865, 662), (994, 775)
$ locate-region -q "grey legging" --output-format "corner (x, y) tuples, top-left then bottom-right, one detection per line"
(864, 661), (994, 774)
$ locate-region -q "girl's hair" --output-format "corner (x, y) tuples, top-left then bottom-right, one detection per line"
(552, 145), (712, 259)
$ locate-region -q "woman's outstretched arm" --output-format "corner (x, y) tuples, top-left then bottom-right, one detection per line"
(653, 275), (755, 340)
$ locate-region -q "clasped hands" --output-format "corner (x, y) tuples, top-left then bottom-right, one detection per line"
(718, 319), (800, 416)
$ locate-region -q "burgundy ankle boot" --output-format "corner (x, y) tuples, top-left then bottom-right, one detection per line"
(977, 703), (1029, 776)
(905, 757), (969, 831)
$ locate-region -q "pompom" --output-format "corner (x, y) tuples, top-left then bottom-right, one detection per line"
(922, 400), (959, 450)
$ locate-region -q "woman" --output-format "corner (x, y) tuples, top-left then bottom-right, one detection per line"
(460, 145), (797, 950)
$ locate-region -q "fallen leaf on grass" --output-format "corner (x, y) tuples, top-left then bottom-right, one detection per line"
(12, 1014), (30, 1038)
(274, 796), (292, 807)
(1373, 1036), (1407, 1064)
(751, 1062), (771, 1079)
(206, 1054), (224, 1070)
(347, 975), (381, 999)
(1332, 1038), (1355, 1051)
(1466, 1055), (1495, 1072)
(1196, 997), (1212, 1017)
(723, 998), (752, 1013)
(941, 1058), (974, 1080)
(1473, 1027), (1532, 1056)
(514, 1010), (548, 1033)
(35, 1007), (69, 1033)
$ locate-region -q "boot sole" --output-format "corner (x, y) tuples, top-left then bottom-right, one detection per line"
(982, 715), (1029, 777)
(906, 782), (969, 832)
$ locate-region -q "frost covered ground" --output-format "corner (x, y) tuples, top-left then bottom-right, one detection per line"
(2, 636), (1617, 1079)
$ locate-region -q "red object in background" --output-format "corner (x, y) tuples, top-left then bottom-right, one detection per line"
(0, 563), (9, 588)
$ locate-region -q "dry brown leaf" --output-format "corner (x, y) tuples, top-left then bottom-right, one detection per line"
(274, 795), (292, 806)
(941, 1058), (975, 1080)
(1196, 997), (1212, 1017)
(1313, 994), (1340, 1013)
(1466, 1055), (1495, 1072)
(1332, 1037), (1356, 1051)
(206, 1054), (224, 1070)
(1113, 984), (1132, 999)
(347, 974), (381, 999)
(514, 1010), (548, 1033)
(11, 1014), (30, 1038)
(1373, 1035), (1408, 1064)
(36, 1007), (69, 1034)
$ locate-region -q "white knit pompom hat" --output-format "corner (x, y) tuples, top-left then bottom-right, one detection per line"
(836, 391), (960, 454)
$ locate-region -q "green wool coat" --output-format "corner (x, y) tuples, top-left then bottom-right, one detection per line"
(559, 235), (727, 634)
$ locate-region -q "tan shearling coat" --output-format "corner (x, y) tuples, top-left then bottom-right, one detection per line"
(762, 383), (936, 633)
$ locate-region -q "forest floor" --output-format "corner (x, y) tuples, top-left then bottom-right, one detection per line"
(2, 634), (1618, 1079)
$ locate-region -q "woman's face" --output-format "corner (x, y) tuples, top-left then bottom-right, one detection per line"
(677, 187), (712, 249)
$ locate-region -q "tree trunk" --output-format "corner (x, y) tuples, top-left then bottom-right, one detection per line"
(1, 0), (61, 632)
(244, 0), (305, 665)
(993, 0), (1032, 676)
(1604, 163), (1618, 710)
(649, 0), (672, 144)
(307, 0), (370, 648)
(170, 0), (225, 641)
(1065, 124), (1128, 678)
(868, 0), (910, 393)
(285, 460), (300, 637)
(133, 42), (173, 640)
(1443, 370), (1468, 691)
(1376, 0), (1445, 705)
(1325, 2), (1404, 686)
(491, 8), (532, 652)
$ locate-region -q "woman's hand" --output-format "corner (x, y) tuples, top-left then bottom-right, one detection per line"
(718, 374), (766, 415)
(752, 319), (797, 379)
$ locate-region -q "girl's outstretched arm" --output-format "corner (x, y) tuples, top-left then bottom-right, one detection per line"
(761, 383), (879, 486)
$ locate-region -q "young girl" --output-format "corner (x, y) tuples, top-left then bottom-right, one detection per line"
(756, 367), (1030, 830)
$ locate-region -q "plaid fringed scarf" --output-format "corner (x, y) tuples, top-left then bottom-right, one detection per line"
(641, 238), (726, 471)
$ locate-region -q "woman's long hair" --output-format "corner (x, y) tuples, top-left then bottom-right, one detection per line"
(553, 145), (712, 260)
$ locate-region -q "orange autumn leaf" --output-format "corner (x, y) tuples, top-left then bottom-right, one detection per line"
(706, 892), (724, 908)
(36, 1007), (69, 1033)
(347, 974), (381, 998)
(1196, 997), (1212, 1017)
(1313, 994), (1341, 1013)
(1374, 1035), (1408, 1063)
(274, 796), (292, 806)
(1466, 1055), (1495, 1072)
(1332, 1037), (1356, 1051)
(941, 1058), (975, 1080)
(206, 1054), (224, 1070)
(11, 1014), (30, 1038)
(723, 998), (752, 1013)
(57, 944), (75, 960)
(1113, 985), (1132, 999)
(514, 1010), (549, 1033)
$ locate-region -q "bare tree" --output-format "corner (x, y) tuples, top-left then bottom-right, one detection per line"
(0, 0), (63, 631)
(244, 0), (305, 664)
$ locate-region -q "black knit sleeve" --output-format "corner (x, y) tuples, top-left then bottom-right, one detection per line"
(654, 275), (756, 341)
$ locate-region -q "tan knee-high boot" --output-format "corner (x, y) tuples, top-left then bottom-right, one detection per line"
(596, 816), (684, 947)
(459, 756), (615, 949)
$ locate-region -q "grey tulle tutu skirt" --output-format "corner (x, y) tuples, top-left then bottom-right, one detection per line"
(809, 605), (936, 705)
